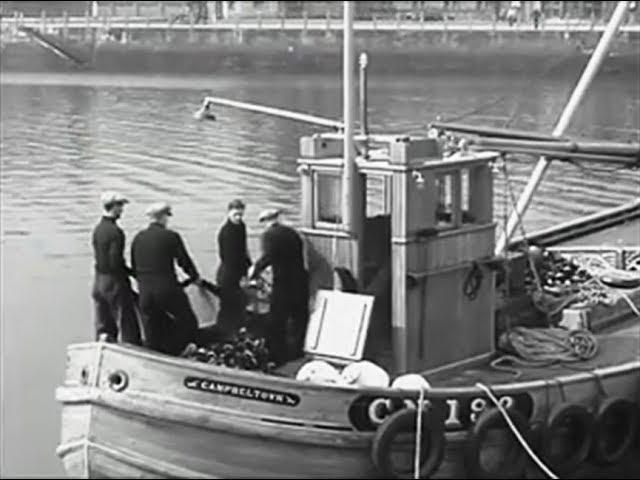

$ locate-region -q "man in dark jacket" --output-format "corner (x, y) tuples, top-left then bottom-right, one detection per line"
(216, 199), (251, 333)
(131, 202), (201, 355)
(91, 191), (141, 344)
(249, 209), (309, 365)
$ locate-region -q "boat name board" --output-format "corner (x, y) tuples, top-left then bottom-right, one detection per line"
(348, 392), (533, 431)
(184, 376), (301, 407)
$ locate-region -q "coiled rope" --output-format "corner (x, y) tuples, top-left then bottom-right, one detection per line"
(491, 327), (598, 378)
(476, 382), (559, 479)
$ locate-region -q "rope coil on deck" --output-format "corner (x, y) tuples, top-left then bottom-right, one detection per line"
(492, 327), (598, 378)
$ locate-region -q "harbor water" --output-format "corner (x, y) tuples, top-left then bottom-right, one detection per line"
(1, 55), (639, 476)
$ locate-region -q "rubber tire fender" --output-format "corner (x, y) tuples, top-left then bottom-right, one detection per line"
(590, 397), (638, 465)
(464, 406), (531, 479)
(371, 406), (445, 479)
(541, 402), (594, 475)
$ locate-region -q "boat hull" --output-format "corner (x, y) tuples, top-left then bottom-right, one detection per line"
(56, 326), (640, 478)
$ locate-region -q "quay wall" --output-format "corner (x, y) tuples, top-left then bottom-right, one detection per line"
(2, 26), (639, 74)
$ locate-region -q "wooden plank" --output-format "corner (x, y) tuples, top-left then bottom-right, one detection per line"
(400, 224), (495, 274)
(391, 243), (408, 373)
(86, 403), (373, 477)
(450, 170), (462, 227)
(299, 166), (313, 228)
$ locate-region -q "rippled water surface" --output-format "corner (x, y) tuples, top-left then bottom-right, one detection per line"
(1, 65), (639, 476)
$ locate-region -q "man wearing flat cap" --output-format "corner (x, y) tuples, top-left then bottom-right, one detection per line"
(91, 191), (141, 345)
(249, 209), (309, 365)
(131, 202), (202, 355)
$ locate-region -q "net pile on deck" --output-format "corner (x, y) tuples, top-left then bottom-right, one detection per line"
(181, 327), (275, 373)
(526, 250), (640, 319)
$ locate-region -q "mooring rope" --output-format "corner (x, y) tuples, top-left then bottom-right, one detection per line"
(476, 382), (559, 480)
(414, 387), (426, 480)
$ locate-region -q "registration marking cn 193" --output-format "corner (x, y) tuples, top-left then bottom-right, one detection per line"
(348, 392), (533, 432)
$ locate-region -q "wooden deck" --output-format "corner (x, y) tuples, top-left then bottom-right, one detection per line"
(426, 321), (639, 388)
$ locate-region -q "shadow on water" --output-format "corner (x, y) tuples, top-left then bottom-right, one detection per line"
(0, 53), (639, 476)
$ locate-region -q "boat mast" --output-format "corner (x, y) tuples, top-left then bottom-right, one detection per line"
(495, 0), (631, 254)
(342, 0), (358, 235)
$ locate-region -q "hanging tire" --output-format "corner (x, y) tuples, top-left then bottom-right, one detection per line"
(464, 407), (530, 479)
(541, 402), (594, 475)
(371, 406), (445, 479)
(591, 397), (638, 465)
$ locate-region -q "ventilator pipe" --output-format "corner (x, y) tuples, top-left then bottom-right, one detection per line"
(496, 1), (631, 255)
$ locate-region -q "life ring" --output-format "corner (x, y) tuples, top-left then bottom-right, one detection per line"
(464, 407), (530, 479)
(371, 406), (445, 479)
(590, 397), (638, 465)
(541, 402), (594, 474)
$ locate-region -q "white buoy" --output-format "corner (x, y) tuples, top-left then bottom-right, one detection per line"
(391, 374), (431, 391)
(295, 360), (342, 385)
(340, 361), (390, 388)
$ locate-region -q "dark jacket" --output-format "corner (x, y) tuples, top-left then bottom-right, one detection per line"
(217, 219), (251, 286)
(252, 223), (306, 286)
(92, 216), (131, 277)
(131, 223), (199, 284)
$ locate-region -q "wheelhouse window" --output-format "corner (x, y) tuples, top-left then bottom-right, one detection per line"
(434, 170), (475, 228)
(314, 171), (342, 226)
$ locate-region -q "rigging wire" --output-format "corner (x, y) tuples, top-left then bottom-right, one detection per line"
(476, 382), (559, 479)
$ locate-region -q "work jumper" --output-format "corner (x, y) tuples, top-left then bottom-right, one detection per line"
(91, 216), (141, 344)
(216, 219), (252, 332)
(131, 222), (200, 355)
(251, 223), (309, 365)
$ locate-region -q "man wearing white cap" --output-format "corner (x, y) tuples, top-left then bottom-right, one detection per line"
(249, 209), (309, 365)
(91, 191), (141, 345)
(131, 202), (201, 355)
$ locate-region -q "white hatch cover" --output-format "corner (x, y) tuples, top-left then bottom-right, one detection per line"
(304, 290), (375, 363)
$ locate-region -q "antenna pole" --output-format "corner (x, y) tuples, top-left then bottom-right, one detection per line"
(495, 1), (630, 254)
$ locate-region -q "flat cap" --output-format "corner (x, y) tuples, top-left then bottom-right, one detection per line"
(101, 191), (129, 208)
(146, 202), (173, 218)
(258, 208), (280, 223)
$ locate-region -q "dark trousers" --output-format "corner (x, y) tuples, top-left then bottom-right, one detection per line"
(138, 277), (198, 355)
(216, 266), (247, 336)
(268, 274), (309, 364)
(533, 11), (541, 29)
(92, 273), (141, 345)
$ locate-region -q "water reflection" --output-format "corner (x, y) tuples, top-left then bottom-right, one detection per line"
(0, 69), (639, 476)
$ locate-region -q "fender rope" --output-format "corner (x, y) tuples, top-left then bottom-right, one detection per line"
(414, 387), (426, 480)
(476, 382), (559, 480)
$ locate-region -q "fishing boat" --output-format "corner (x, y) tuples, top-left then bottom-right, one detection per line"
(56, 2), (640, 479)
